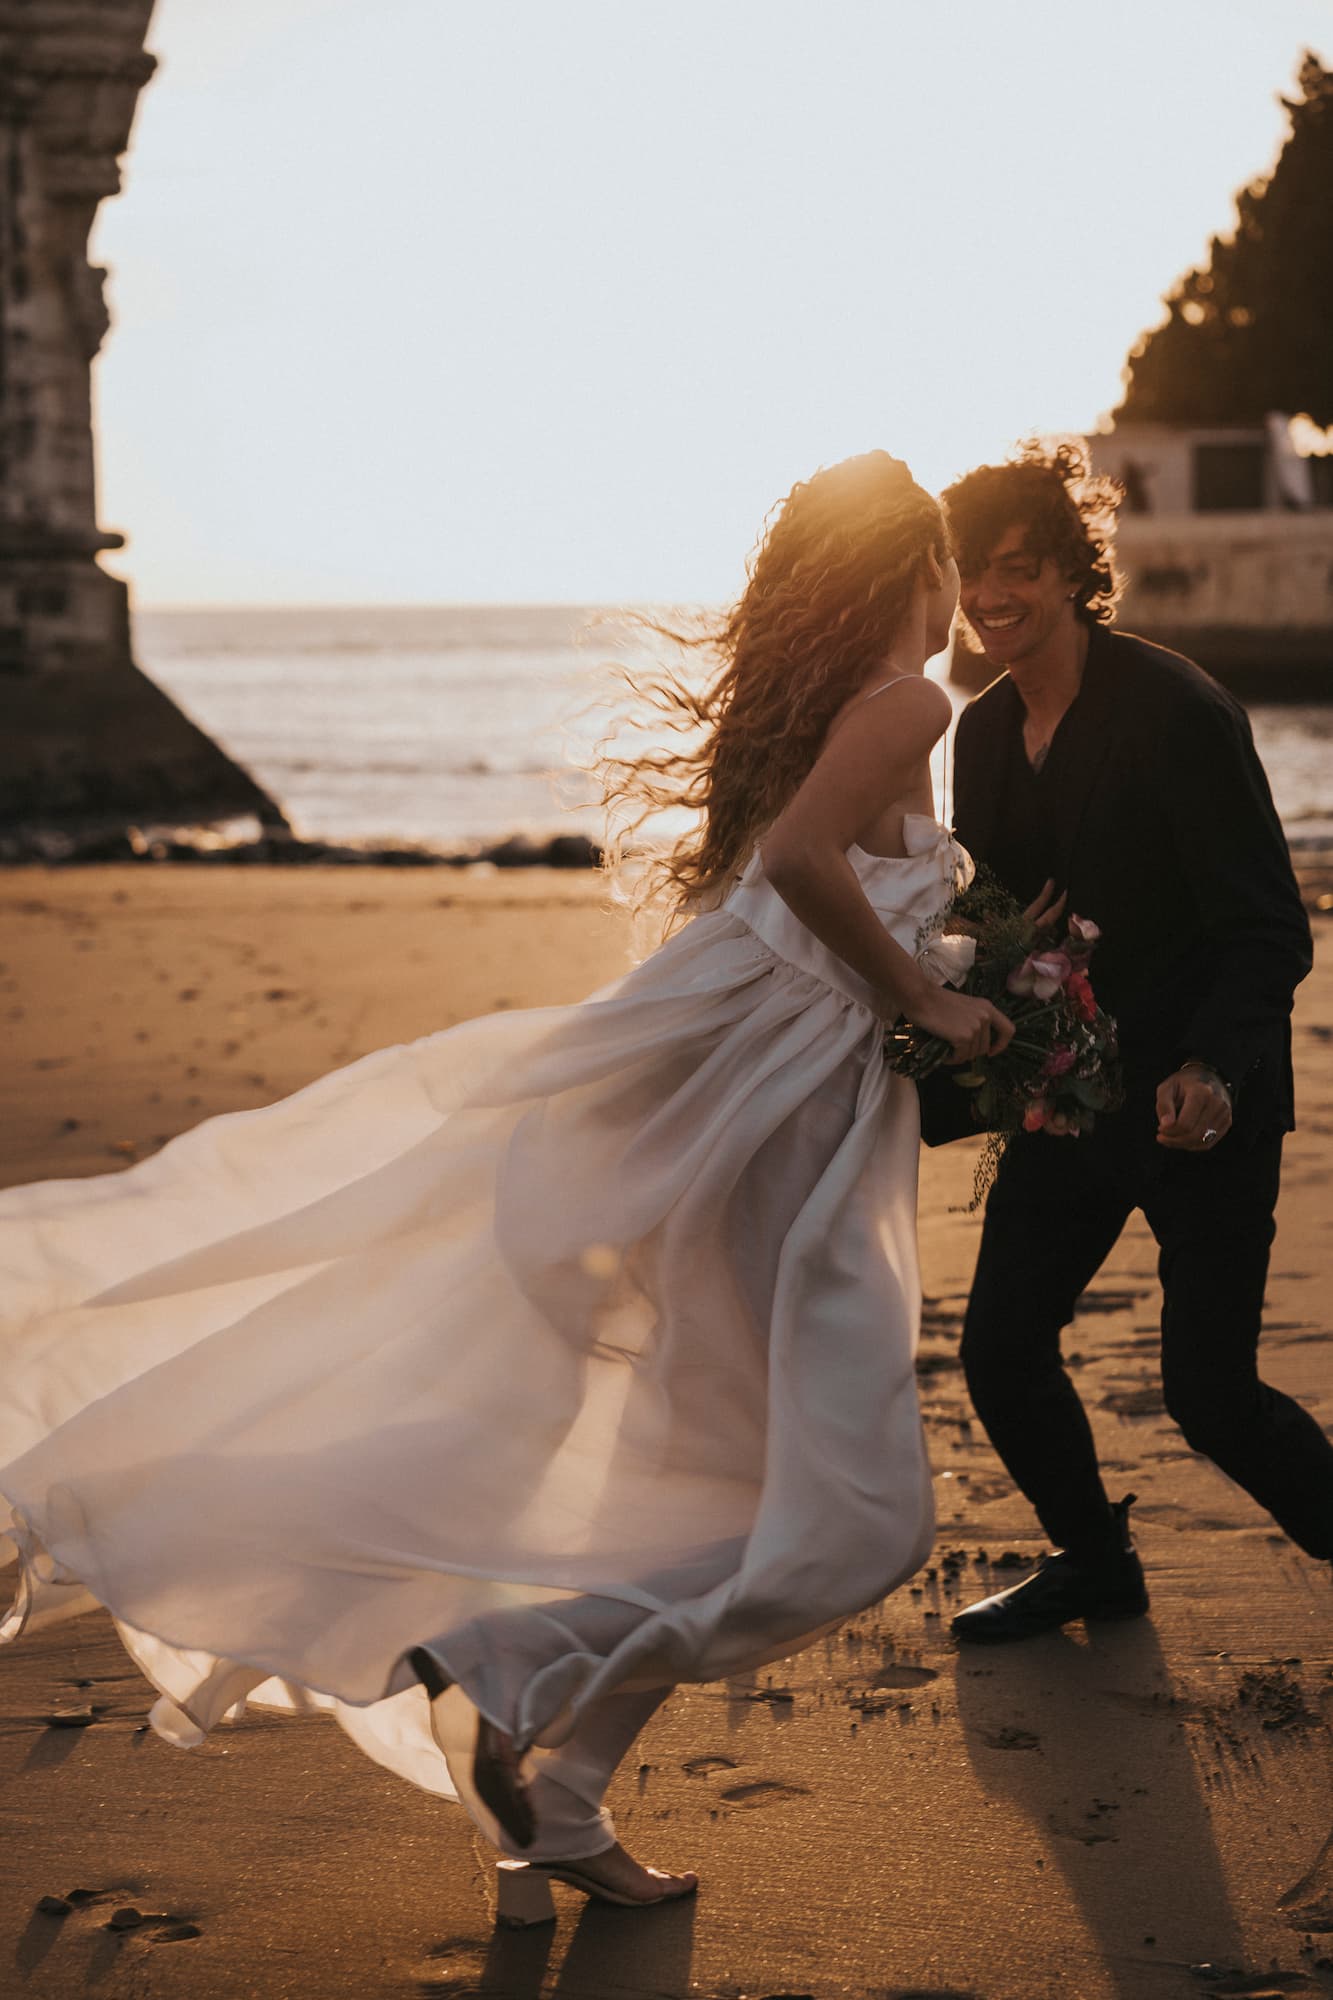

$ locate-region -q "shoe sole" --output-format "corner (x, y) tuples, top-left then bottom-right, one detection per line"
(951, 1600), (1149, 1645)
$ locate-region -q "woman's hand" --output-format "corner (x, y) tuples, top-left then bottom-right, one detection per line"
(1023, 878), (1067, 931)
(905, 984), (1015, 1065)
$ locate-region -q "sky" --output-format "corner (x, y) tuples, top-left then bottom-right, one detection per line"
(91, 0), (1333, 607)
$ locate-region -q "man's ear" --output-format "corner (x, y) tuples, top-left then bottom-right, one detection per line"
(924, 548), (945, 589)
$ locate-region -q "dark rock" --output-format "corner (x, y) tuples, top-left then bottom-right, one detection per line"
(107, 1907), (146, 1931)
(44, 1707), (94, 1728)
(2, 818), (610, 873)
(544, 833), (602, 868)
(35, 1896), (71, 1917)
(484, 836), (549, 869)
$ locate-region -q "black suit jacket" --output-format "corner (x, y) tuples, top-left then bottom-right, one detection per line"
(930, 624), (1312, 1144)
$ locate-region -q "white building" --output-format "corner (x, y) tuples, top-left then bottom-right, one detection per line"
(1081, 419), (1333, 694)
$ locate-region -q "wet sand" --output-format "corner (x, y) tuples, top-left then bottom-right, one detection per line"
(2, 864), (1333, 2000)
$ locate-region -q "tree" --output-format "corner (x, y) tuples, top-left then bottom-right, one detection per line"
(1116, 52), (1333, 427)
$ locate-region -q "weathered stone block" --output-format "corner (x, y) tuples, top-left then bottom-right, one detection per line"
(0, 0), (285, 840)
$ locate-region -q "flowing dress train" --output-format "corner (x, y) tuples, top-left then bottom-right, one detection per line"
(0, 816), (970, 1839)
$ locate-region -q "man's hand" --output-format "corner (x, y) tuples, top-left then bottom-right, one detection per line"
(1022, 878), (1068, 932)
(1155, 1063), (1233, 1151)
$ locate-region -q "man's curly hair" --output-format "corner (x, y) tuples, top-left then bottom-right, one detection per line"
(942, 438), (1123, 627)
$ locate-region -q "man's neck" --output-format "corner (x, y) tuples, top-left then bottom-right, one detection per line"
(1007, 619), (1090, 734)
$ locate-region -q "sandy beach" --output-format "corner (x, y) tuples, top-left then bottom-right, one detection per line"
(3, 862), (1333, 2000)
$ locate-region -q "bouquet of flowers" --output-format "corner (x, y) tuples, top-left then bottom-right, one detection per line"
(886, 865), (1123, 1207)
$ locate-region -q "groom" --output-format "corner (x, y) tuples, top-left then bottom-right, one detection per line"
(934, 441), (1328, 1643)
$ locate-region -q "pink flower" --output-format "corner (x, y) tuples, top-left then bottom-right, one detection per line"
(1067, 914), (1101, 945)
(1022, 1098), (1051, 1132)
(1042, 1045), (1077, 1078)
(1007, 950), (1073, 1000)
(1065, 968), (1098, 1023)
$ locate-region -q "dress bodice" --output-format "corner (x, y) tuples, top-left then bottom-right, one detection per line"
(722, 814), (973, 1013)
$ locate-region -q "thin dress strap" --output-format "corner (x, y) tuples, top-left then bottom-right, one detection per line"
(823, 671), (921, 751)
(838, 671), (950, 831)
(857, 673), (914, 705)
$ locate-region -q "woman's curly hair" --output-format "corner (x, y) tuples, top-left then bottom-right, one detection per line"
(598, 451), (950, 926)
(942, 438), (1123, 626)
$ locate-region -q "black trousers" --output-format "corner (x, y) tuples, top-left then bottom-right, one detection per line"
(960, 1115), (1333, 1561)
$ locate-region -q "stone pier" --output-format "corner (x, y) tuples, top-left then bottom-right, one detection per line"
(0, 0), (284, 851)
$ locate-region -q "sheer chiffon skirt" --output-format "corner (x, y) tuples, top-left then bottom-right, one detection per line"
(0, 899), (934, 1804)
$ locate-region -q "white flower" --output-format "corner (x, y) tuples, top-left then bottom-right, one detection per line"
(918, 932), (978, 989)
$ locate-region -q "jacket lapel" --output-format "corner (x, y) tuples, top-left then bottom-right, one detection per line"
(950, 674), (1019, 856)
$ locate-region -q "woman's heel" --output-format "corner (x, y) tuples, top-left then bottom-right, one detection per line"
(495, 1859), (556, 1928)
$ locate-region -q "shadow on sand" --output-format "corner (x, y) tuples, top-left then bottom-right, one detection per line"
(954, 1616), (1245, 1997)
(434, 1890), (697, 1999)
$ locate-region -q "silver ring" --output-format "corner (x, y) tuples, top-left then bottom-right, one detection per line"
(1202, 1128), (1218, 1144)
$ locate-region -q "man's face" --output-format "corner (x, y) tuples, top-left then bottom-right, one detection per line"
(958, 522), (1077, 669)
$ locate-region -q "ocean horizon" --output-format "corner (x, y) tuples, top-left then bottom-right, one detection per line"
(134, 604), (1333, 853)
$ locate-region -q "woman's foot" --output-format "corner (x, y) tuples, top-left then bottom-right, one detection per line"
(474, 1716), (537, 1850)
(540, 1842), (698, 1905)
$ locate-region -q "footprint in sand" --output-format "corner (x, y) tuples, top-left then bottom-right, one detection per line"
(106, 1907), (203, 1942)
(718, 1779), (809, 1808)
(1099, 1385), (1167, 1418)
(682, 1755), (739, 1777)
(871, 1660), (938, 1690)
(982, 1726), (1041, 1752)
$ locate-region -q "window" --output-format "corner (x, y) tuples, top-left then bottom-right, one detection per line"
(1192, 442), (1265, 511)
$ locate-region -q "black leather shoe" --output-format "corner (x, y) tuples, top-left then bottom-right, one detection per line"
(950, 1494), (1149, 1645)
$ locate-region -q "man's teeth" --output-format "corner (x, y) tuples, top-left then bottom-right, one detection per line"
(979, 614), (1023, 630)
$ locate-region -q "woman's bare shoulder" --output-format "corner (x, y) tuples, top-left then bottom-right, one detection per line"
(826, 672), (951, 750)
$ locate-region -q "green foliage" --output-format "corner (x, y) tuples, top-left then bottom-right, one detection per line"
(1117, 52), (1333, 426)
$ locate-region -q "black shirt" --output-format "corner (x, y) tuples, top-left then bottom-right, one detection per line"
(980, 678), (1089, 907)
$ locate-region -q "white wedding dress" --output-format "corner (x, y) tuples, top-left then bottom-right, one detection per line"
(0, 815), (970, 1823)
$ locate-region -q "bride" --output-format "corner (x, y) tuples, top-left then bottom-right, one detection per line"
(0, 451), (1013, 1924)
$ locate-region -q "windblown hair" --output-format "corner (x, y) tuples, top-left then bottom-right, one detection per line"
(599, 451), (950, 925)
(942, 438), (1123, 626)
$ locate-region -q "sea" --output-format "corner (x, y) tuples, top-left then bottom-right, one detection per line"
(134, 606), (1333, 854)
